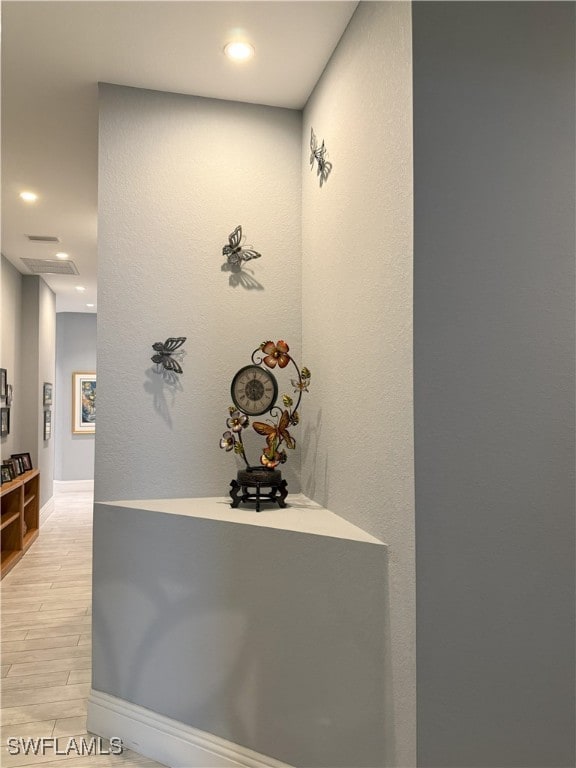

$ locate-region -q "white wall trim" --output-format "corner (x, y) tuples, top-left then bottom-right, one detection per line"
(54, 479), (94, 493)
(87, 690), (293, 768)
(39, 496), (55, 524)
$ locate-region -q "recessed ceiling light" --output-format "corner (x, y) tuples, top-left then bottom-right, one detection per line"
(20, 191), (38, 203)
(55, 252), (69, 260)
(86, 303), (95, 308)
(224, 41), (254, 62)
(75, 286), (86, 292)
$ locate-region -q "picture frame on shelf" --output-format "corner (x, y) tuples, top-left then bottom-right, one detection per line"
(44, 409), (52, 441)
(43, 382), (53, 406)
(0, 369), (6, 400)
(1, 407), (10, 437)
(1, 465), (12, 484)
(12, 455), (24, 475)
(72, 372), (96, 434)
(2, 459), (17, 480)
(11, 452), (32, 472)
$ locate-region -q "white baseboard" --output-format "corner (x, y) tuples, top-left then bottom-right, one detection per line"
(54, 479), (94, 493)
(40, 496), (55, 524)
(87, 690), (292, 768)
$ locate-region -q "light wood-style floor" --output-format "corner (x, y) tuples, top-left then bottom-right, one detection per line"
(1, 489), (165, 767)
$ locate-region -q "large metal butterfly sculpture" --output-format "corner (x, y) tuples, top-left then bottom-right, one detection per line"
(222, 225), (261, 268)
(151, 337), (186, 375)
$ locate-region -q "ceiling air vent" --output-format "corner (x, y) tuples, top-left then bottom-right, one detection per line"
(26, 235), (61, 243)
(21, 258), (79, 275)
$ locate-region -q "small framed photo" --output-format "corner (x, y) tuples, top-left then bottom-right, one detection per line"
(44, 409), (52, 441)
(72, 372), (96, 434)
(6, 384), (13, 407)
(1, 407), (10, 437)
(43, 382), (53, 406)
(2, 459), (17, 480)
(11, 452), (32, 472)
(11, 455), (24, 475)
(0, 369), (6, 400)
(1, 464), (12, 484)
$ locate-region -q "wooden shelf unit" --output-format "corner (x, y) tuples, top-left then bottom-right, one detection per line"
(1, 469), (40, 578)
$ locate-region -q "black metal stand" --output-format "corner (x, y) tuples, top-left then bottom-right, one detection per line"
(230, 467), (288, 512)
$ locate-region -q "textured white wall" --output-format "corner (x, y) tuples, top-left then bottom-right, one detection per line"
(97, 84), (302, 501)
(302, 3), (415, 765)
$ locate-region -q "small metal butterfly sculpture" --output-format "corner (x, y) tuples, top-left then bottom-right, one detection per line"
(151, 337), (186, 375)
(223, 225), (261, 268)
(310, 128), (332, 186)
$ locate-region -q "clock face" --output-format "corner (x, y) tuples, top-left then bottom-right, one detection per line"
(231, 365), (278, 416)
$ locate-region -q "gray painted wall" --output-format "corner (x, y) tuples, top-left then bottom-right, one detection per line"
(37, 279), (56, 504)
(96, 84), (302, 502)
(55, 313), (96, 481)
(1, 255), (23, 458)
(413, 3), (575, 767)
(20, 275), (56, 506)
(1, 262), (56, 504)
(302, 4), (415, 765)
(92, 501), (389, 768)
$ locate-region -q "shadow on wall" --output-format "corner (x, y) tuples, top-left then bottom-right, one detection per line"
(220, 262), (264, 290)
(143, 366), (184, 429)
(301, 406), (328, 506)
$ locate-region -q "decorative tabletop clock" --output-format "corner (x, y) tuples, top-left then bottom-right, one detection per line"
(230, 365), (278, 416)
(220, 340), (311, 511)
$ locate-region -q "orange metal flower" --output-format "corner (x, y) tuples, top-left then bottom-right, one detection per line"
(260, 449), (287, 469)
(262, 340), (290, 369)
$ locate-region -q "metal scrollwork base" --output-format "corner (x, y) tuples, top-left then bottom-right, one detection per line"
(230, 468), (288, 512)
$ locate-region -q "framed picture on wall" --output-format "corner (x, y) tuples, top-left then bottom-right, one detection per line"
(44, 409), (52, 441)
(72, 372), (96, 434)
(0, 369), (6, 400)
(43, 382), (53, 406)
(1, 407), (10, 437)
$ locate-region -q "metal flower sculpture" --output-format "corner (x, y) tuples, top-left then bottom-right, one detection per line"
(222, 225), (261, 268)
(151, 337), (186, 374)
(220, 340), (311, 470)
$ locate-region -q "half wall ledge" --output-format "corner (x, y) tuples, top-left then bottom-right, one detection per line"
(102, 493), (386, 544)
(90, 495), (390, 768)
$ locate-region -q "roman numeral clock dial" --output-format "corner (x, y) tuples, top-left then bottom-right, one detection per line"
(231, 365), (278, 416)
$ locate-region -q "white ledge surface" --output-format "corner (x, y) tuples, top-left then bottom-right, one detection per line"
(102, 494), (386, 545)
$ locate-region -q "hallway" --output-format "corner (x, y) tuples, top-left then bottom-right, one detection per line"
(1, 489), (164, 767)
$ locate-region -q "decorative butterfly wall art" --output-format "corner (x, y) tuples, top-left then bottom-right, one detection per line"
(310, 128), (332, 186)
(222, 225), (261, 268)
(151, 337), (187, 375)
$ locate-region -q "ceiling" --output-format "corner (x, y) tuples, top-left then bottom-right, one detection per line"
(1, 1), (357, 313)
